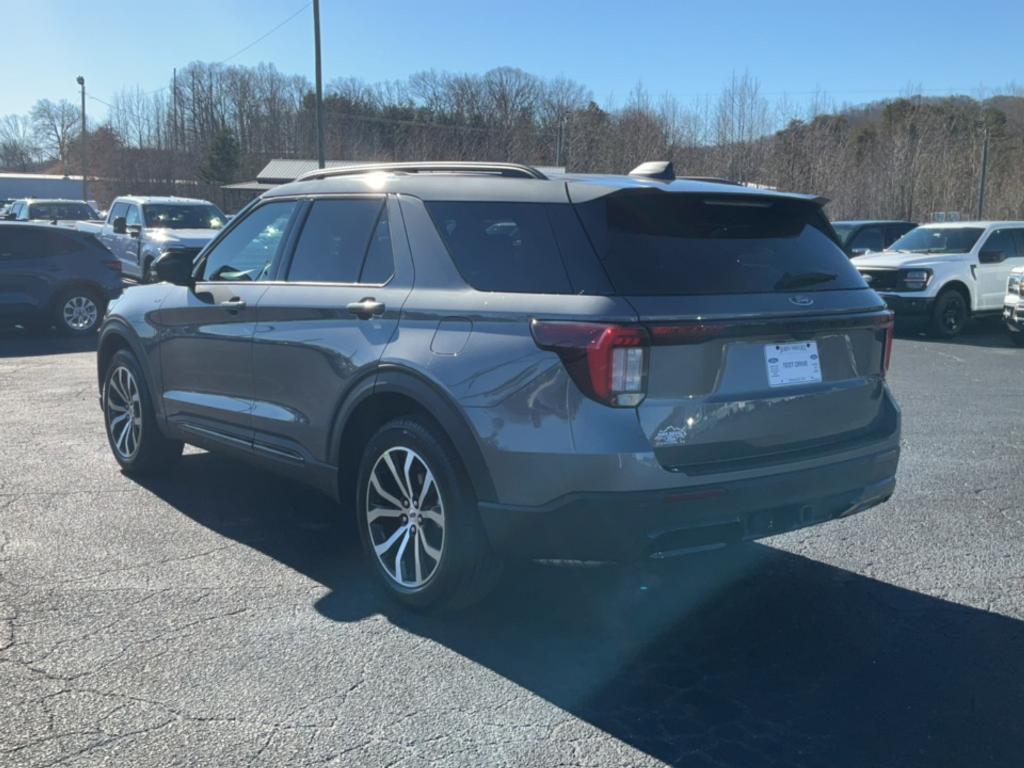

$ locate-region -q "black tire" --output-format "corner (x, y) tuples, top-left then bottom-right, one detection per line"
(1008, 328), (1024, 347)
(141, 258), (154, 284)
(356, 417), (501, 611)
(929, 289), (969, 338)
(52, 287), (104, 336)
(102, 349), (183, 474)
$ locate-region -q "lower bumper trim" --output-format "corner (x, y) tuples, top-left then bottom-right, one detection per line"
(479, 448), (899, 562)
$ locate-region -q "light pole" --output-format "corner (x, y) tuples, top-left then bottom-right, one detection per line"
(313, 0), (325, 169)
(76, 75), (87, 202)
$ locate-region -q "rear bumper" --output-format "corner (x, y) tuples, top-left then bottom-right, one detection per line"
(479, 445), (899, 562)
(877, 293), (933, 317)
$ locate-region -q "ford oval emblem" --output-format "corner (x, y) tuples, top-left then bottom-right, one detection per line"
(789, 296), (814, 306)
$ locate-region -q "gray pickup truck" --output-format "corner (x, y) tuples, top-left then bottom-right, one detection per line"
(78, 196), (226, 281)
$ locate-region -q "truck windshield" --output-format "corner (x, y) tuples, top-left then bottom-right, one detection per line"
(889, 227), (983, 254)
(143, 204), (226, 230)
(831, 223), (855, 246)
(28, 202), (96, 221)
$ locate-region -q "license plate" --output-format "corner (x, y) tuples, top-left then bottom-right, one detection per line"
(765, 341), (822, 388)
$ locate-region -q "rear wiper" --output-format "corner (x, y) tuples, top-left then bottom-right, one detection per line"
(774, 271), (837, 290)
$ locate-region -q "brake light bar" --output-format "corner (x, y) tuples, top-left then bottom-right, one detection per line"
(531, 320), (649, 407)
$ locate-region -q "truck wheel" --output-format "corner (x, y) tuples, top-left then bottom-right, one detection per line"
(356, 417), (501, 612)
(1008, 327), (1024, 347)
(929, 290), (968, 338)
(142, 258), (154, 284)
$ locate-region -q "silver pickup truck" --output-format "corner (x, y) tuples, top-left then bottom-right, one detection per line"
(78, 196), (226, 281)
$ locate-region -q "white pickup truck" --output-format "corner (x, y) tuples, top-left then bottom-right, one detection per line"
(853, 221), (1024, 338)
(77, 196), (226, 281)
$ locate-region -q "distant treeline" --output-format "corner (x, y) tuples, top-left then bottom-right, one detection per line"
(2, 62), (1022, 218)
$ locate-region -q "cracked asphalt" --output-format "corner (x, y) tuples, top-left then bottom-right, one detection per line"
(1, 321), (1023, 767)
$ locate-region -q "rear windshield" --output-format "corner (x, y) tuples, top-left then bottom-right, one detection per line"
(27, 202), (95, 221)
(575, 191), (866, 295)
(890, 226), (983, 254)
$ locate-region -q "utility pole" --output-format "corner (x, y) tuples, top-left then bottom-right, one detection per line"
(313, 0), (326, 169)
(76, 75), (87, 201)
(977, 125), (989, 220)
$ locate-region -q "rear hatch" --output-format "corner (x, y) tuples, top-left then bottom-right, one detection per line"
(570, 187), (895, 474)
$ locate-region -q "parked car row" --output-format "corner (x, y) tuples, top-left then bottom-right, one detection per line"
(0, 195), (224, 334)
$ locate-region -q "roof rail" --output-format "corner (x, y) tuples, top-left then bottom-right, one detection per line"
(295, 161), (548, 182)
(678, 176), (743, 186)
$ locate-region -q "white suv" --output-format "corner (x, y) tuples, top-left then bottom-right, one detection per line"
(853, 221), (1024, 338)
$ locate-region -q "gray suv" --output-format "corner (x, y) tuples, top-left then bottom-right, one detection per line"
(97, 161), (900, 610)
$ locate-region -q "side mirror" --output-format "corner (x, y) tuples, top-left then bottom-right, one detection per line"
(979, 249), (1006, 264)
(3, 213), (15, 221)
(152, 251), (195, 286)
(112, 216), (127, 235)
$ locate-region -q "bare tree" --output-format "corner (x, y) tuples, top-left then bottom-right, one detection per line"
(30, 99), (79, 171)
(0, 114), (38, 170)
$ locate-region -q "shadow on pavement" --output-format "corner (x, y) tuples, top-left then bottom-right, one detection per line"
(0, 326), (97, 357)
(895, 316), (1016, 349)
(135, 451), (1024, 768)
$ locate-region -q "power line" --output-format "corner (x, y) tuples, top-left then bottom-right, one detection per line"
(219, 2), (311, 64)
(96, 2), (311, 102)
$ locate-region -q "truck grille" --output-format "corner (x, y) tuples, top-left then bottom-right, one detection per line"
(858, 269), (901, 292)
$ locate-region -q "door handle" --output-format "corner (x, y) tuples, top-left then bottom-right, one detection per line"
(346, 298), (385, 319)
(220, 296), (246, 312)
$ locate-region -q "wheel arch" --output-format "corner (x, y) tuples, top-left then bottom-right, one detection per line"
(935, 279), (973, 313)
(330, 365), (497, 507)
(96, 322), (162, 418)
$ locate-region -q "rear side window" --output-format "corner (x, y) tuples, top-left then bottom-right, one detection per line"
(575, 191), (866, 295)
(426, 201), (572, 293)
(287, 198), (385, 283)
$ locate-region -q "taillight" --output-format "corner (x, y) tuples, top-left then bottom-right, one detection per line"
(102, 260), (122, 273)
(881, 314), (894, 375)
(531, 320), (649, 407)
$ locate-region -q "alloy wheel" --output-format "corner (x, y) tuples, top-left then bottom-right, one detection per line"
(62, 295), (98, 331)
(106, 366), (142, 460)
(365, 446), (445, 589)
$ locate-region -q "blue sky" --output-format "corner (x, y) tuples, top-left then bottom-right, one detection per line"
(3, 0), (1022, 118)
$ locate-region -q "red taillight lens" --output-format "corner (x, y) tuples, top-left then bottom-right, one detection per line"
(102, 260), (122, 273)
(531, 320), (649, 407)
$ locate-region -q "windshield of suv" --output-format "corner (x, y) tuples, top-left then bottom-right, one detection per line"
(143, 204), (226, 230)
(27, 202), (96, 221)
(575, 191), (866, 295)
(889, 226), (983, 254)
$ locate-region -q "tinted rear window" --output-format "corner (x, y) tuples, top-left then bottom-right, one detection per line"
(576, 191), (866, 295)
(426, 201), (572, 293)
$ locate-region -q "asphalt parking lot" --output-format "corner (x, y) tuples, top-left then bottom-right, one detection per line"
(1, 320), (1023, 768)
